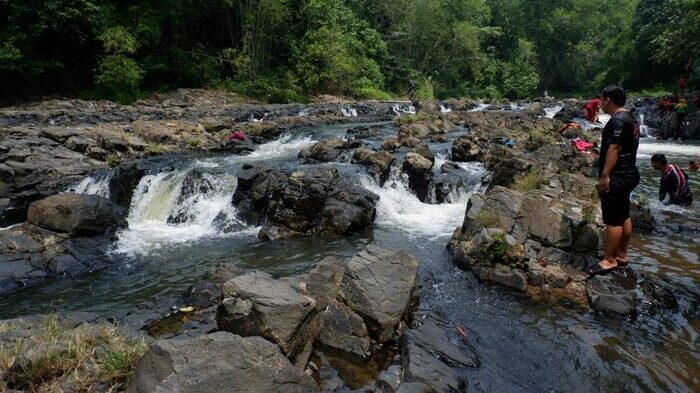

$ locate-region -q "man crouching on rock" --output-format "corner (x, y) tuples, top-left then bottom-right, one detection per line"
(589, 86), (640, 276)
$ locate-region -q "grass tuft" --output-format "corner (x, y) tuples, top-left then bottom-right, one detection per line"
(513, 169), (541, 192)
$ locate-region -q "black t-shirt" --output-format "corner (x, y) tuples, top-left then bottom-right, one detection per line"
(598, 111), (640, 179)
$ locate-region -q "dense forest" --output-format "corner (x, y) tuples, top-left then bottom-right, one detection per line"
(0, 0), (698, 104)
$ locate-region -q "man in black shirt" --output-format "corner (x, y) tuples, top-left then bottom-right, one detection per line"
(651, 154), (693, 206)
(589, 86), (640, 275)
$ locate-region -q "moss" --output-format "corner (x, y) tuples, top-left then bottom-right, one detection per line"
(105, 152), (121, 167)
(581, 204), (596, 225)
(187, 137), (203, 148)
(0, 314), (147, 392)
(486, 233), (508, 263)
(473, 210), (502, 229)
(513, 169), (541, 192)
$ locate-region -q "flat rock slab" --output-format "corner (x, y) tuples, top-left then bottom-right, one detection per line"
(340, 245), (419, 342)
(400, 320), (475, 392)
(27, 193), (126, 236)
(217, 271), (320, 362)
(127, 332), (319, 393)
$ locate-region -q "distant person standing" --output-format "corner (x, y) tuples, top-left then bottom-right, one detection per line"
(674, 98), (689, 141)
(584, 96), (601, 123)
(407, 79), (416, 101)
(589, 86), (640, 275)
(679, 73), (687, 96)
(651, 154), (693, 206)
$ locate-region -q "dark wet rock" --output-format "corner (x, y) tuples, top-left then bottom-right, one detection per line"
(400, 320), (474, 392)
(339, 246), (419, 342)
(166, 169), (214, 224)
(128, 331), (319, 393)
(377, 365), (403, 393)
(402, 153), (433, 202)
(109, 161), (147, 207)
(186, 262), (244, 308)
(483, 145), (532, 188)
(316, 302), (371, 360)
(451, 136), (481, 162)
(586, 268), (638, 316)
(217, 271), (322, 364)
(640, 274), (679, 310)
(27, 193), (126, 236)
(432, 173), (466, 204)
(473, 265), (528, 292)
(298, 138), (360, 162)
(630, 201), (655, 231)
(232, 165), (377, 240)
(225, 138), (255, 155)
(0, 224), (110, 294)
(352, 148), (395, 183)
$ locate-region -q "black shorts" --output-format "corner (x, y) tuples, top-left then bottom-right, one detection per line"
(600, 173), (639, 226)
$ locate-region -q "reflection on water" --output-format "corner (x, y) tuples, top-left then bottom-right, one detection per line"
(0, 126), (698, 392)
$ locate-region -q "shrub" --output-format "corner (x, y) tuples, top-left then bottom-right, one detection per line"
(486, 233), (508, 263)
(513, 169), (541, 192)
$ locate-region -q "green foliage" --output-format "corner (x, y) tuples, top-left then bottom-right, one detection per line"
(0, 0), (693, 104)
(513, 169), (541, 192)
(486, 233), (508, 263)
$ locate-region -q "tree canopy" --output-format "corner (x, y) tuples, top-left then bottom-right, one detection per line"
(0, 0), (697, 104)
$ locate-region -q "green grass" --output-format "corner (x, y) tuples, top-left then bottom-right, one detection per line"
(0, 314), (147, 392)
(513, 169), (541, 192)
(145, 143), (172, 155)
(394, 113), (439, 127)
(105, 152), (121, 167)
(473, 210), (502, 228)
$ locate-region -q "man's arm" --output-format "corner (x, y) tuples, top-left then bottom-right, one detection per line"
(598, 144), (620, 193)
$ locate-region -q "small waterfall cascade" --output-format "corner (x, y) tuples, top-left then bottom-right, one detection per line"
(66, 173), (112, 198)
(392, 104), (416, 115)
(340, 106), (358, 117)
(544, 105), (563, 119)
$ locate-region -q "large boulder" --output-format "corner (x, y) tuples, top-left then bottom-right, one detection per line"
(339, 246), (419, 342)
(127, 332), (319, 393)
(399, 321), (475, 392)
(232, 165), (377, 240)
(217, 271), (321, 364)
(586, 268), (638, 316)
(451, 136), (481, 162)
(402, 153), (433, 202)
(27, 193), (127, 236)
(109, 161), (147, 207)
(352, 148), (395, 183)
(298, 138), (359, 162)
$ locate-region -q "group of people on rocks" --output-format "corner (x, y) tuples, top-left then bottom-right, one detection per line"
(586, 85), (694, 277)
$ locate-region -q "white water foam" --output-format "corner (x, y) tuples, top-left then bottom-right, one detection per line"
(469, 103), (490, 112)
(393, 104), (416, 115)
(439, 104), (452, 113)
(113, 170), (251, 257)
(544, 106), (563, 119)
(360, 165), (486, 238)
(340, 106), (358, 117)
(225, 133), (317, 163)
(66, 175), (111, 198)
(637, 142), (700, 157)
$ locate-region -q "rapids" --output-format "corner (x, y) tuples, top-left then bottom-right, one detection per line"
(2, 118), (698, 392)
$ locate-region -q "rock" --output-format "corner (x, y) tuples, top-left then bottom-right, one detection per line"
(40, 128), (81, 144)
(412, 143), (435, 164)
(127, 332), (319, 393)
(402, 153), (433, 202)
(400, 320), (474, 392)
(640, 274), (678, 310)
(432, 173), (466, 204)
(109, 161), (147, 207)
(630, 201), (655, 231)
(232, 166), (377, 240)
(483, 145), (531, 188)
(473, 265), (528, 292)
(167, 170), (213, 224)
(217, 271), (322, 363)
(186, 263), (244, 308)
(586, 269), (638, 316)
(298, 138), (358, 162)
(316, 302), (371, 360)
(27, 193), (127, 236)
(352, 148), (395, 183)
(339, 246), (418, 342)
(512, 193), (573, 248)
(451, 136), (481, 162)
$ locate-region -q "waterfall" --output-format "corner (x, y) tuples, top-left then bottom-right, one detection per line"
(359, 163), (486, 237)
(392, 104), (417, 115)
(66, 173), (112, 198)
(439, 104), (452, 113)
(469, 103), (490, 112)
(340, 106), (358, 117)
(298, 108), (312, 117)
(249, 113), (269, 122)
(112, 170), (251, 257)
(544, 105), (563, 119)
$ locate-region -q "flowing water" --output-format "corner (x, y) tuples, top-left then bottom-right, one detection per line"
(1, 120), (698, 392)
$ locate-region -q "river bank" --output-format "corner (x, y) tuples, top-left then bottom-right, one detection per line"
(0, 90), (698, 392)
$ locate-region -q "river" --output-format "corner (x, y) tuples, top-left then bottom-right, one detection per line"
(0, 120), (698, 392)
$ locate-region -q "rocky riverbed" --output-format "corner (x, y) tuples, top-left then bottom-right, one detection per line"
(1, 90), (698, 392)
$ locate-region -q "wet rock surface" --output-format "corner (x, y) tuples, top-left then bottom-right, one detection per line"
(232, 165), (378, 240)
(27, 193), (127, 235)
(128, 332), (319, 393)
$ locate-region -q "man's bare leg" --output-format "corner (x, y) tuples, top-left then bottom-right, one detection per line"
(616, 218), (632, 263)
(599, 224), (622, 269)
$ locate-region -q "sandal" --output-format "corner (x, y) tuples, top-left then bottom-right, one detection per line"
(587, 262), (619, 276)
(616, 258), (630, 267)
